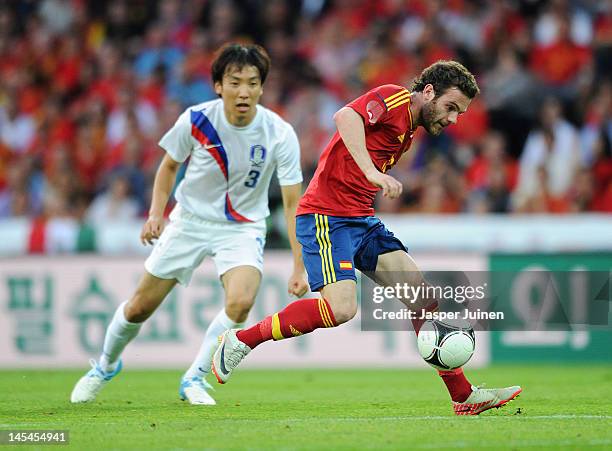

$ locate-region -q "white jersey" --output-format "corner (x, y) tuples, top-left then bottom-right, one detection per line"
(158, 99), (302, 223)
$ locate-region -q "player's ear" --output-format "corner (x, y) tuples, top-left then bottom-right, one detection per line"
(214, 81), (223, 96)
(423, 84), (436, 102)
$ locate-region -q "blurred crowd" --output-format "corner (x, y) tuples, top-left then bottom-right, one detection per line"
(1, 0), (611, 238)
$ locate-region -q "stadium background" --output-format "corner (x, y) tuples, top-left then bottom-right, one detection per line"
(0, 0), (611, 371)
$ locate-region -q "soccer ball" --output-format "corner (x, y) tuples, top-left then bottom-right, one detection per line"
(417, 319), (475, 370)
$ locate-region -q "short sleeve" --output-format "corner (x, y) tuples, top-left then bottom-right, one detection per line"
(347, 84), (409, 127)
(276, 125), (303, 186)
(158, 109), (194, 163)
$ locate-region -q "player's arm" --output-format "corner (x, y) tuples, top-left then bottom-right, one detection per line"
(141, 153), (181, 245)
(280, 183), (309, 297)
(333, 107), (402, 198)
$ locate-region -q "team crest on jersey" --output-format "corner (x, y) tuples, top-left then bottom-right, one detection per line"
(366, 100), (385, 124)
(249, 145), (267, 167)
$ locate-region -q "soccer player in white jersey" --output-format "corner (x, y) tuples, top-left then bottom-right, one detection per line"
(71, 43), (309, 405)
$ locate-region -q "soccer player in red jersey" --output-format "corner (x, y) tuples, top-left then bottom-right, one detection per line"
(213, 61), (521, 415)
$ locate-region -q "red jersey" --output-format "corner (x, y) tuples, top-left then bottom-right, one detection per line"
(297, 84), (415, 217)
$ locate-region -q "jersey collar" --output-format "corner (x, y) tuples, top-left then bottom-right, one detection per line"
(220, 103), (263, 131)
(407, 92), (416, 136)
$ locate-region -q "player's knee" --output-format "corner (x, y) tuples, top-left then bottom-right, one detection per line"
(329, 300), (358, 324)
(322, 282), (358, 324)
(333, 305), (357, 324)
(225, 293), (256, 322)
(123, 298), (154, 323)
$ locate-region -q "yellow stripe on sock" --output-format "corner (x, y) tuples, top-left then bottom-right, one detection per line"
(317, 299), (326, 327)
(271, 313), (284, 340)
(323, 301), (335, 327)
(319, 299), (334, 328)
(318, 299), (331, 327)
(323, 215), (336, 283)
(384, 89), (409, 104)
(315, 214), (329, 285)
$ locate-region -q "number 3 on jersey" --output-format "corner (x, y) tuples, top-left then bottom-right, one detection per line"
(245, 169), (261, 188)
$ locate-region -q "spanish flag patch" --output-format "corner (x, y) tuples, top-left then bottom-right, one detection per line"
(339, 261), (353, 270)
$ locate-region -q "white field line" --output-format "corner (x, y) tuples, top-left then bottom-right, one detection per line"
(413, 438), (612, 449)
(2, 414), (612, 428)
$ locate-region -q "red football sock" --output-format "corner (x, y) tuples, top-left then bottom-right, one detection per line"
(236, 298), (337, 349)
(438, 368), (473, 403)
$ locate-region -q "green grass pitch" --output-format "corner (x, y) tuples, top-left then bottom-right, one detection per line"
(1, 365), (611, 450)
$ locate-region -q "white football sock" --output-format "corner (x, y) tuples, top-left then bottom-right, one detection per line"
(99, 301), (142, 372)
(184, 308), (243, 378)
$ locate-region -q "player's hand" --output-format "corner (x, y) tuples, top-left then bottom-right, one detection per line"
(366, 170), (403, 199)
(288, 271), (309, 297)
(140, 215), (165, 245)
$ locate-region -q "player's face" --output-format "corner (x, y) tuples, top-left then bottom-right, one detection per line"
(421, 86), (471, 136)
(215, 64), (263, 126)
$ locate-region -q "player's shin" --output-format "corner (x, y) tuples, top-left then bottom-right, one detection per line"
(438, 367), (474, 403)
(390, 275), (445, 336)
(99, 301), (142, 372)
(405, 291), (472, 403)
(236, 298), (337, 349)
(410, 301), (439, 334)
(185, 308), (243, 378)
(401, 288), (439, 334)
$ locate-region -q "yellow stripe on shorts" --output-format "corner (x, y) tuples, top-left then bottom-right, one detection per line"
(322, 215), (336, 283)
(314, 214), (330, 285)
(316, 214), (335, 285)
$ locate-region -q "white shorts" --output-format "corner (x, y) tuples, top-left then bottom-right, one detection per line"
(144, 204), (266, 285)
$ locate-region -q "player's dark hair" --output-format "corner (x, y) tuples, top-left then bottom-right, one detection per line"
(211, 43), (271, 85)
(411, 60), (480, 99)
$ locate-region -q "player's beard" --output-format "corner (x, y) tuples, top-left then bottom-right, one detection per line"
(421, 99), (444, 136)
